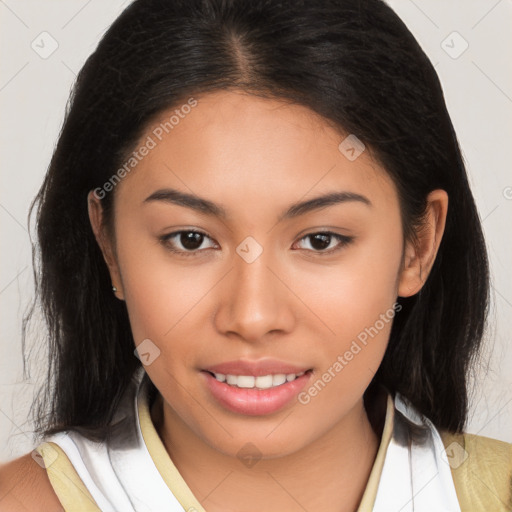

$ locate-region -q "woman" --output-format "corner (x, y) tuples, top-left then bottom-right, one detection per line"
(1, 0), (510, 511)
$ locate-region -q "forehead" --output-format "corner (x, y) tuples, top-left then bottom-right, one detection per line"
(114, 89), (395, 213)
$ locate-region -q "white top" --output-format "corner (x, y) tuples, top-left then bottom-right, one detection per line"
(38, 367), (462, 511)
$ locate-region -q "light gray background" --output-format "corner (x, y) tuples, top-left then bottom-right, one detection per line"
(1, 0), (511, 463)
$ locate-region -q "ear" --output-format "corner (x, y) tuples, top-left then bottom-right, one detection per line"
(398, 189), (448, 297)
(87, 190), (125, 300)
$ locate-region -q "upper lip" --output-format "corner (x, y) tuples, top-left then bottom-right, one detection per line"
(203, 358), (312, 377)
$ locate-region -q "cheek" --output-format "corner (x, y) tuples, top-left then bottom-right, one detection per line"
(114, 226), (214, 351)
(296, 224), (402, 395)
(297, 224), (402, 340)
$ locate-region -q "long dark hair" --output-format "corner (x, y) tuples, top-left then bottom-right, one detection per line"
(25, 0), (489, 442)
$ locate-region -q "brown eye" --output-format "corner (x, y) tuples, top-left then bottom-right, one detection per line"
(179, 231), (205, 250)
(160, 230), (217, 256)
(295, 232), (354, 254)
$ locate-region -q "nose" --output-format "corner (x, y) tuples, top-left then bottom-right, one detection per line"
(214, 244), (295, 343)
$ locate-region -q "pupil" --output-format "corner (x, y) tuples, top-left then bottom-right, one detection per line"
(311, 233), (330, 250)
(181, 232), (203, 250)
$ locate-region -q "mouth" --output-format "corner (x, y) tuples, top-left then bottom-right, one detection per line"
(200, 367), (314, 416)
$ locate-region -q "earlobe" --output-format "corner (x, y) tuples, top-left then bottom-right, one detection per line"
(87, 191), (125, 300)
(397, 189), (448, 298)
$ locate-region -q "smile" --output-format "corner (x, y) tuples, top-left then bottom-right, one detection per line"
(201, 369), (313, 415)
(209, 371), (306, 389)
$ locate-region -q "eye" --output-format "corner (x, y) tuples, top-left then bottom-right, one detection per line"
(294, 231), (354, 254)
(159, 229), (354, 258)
(160, 230), (218, 256)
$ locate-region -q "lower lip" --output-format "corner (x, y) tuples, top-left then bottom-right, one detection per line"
(201, 370), (312, 416)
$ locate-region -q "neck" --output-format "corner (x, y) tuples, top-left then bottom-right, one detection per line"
(151, 388), (386, 512)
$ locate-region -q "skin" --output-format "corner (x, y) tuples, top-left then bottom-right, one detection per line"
(88, 89), (448, 512)
(0, 454), (63, 511)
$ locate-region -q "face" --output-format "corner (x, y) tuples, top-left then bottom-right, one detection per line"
(89, 89), (446, 461)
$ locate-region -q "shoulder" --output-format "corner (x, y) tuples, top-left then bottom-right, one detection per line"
(0, 451), (63, 512)
(439, 430), (512, 512)
(440, 430), (512, 465)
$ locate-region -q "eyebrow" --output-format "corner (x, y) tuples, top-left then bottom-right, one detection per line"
(143, 187), (372, 221)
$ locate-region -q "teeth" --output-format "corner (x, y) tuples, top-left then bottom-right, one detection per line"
(226, 374), (238, 386)
(272, 374), (287, 386)
(256, 375), (273, 389)
(211, 371), (306, 389)
(238, 376), (255, 388)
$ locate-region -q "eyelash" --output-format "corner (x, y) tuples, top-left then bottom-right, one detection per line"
(159, 230), (354, 258)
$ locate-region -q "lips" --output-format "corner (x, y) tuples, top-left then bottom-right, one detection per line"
(201, 358), (313, 415)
